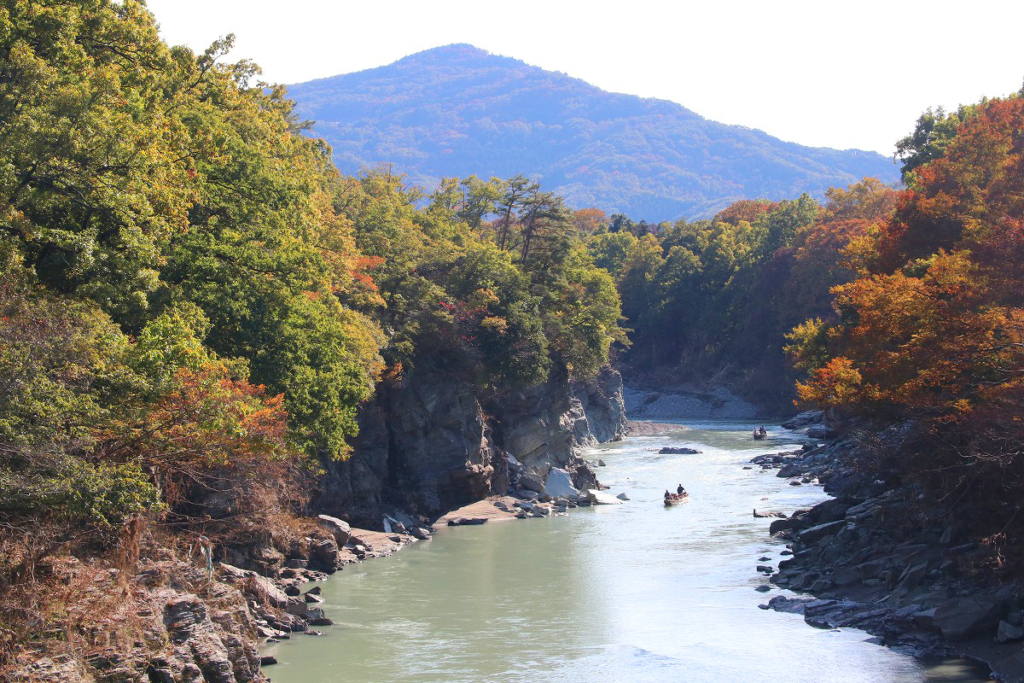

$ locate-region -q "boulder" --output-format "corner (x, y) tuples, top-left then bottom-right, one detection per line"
(317, 515), (352, 545)
(781, 410), (824, 429)
(769, 517), (803, 535)
(518, 471), (545, 494)
(411, 526), (432, 540)
(616, 493), (629, 501)
(998, 620), (1024, 643)
(807, 425), (836, 439)
(798, 520), (846, 544)
(246, 575), (290, 608)
(308, 537), (340, 571)
(447, 517), (488, 526)
(932, 596), (1004, 640)
(517, 490), (540, 501)
(543, 468), (580, 499)
(583, 489), (623, 505)
(659, 447), (700, 454)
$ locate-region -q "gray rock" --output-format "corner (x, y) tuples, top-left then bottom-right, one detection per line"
(518, 471), (546, 494)
(447, 517), (488, 526)
(247, 575), (290, 608)
(998, 620), (1024, 643)
(798, 520), (846, 544)
(616, 492), (630, 501)
(583, 489), (623, 505)
(781, 410), (824, 429)
(317, 514), (352, 545)
(933, 596), (1004, 640)
(543, 467), (580, 499)
(517, 490), (540, 501)
(411, 526), (432, 540)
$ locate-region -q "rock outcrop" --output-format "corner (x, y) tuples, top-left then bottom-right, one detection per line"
(755, 435), (1024, 680)
(315, 366), (626, 526)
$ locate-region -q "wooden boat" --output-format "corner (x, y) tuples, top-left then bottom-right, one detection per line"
(664, 493), (689, 506)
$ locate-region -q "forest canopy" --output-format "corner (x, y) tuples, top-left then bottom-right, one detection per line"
(0, 0), (623, 580)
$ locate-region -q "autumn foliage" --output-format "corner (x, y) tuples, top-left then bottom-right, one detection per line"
(793, 94), (1024, 540)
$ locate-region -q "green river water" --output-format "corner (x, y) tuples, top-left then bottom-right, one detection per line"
(262, 421), (990, 683)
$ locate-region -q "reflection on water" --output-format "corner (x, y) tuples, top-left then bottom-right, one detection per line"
(263, 421), (990, 683)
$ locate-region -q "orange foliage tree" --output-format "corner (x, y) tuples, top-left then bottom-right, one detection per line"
(793, 94), (1024, 526)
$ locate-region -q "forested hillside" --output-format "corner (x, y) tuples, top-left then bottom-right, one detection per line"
(287, 44), (901, 221)
(590, 180), (898, 407)
(5, 0), (1024, 678)
(790, 92), (1024, 557)
(0, 2), (620, 672)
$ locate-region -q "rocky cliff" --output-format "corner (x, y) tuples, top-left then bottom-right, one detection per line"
(315, 366), (627, 526)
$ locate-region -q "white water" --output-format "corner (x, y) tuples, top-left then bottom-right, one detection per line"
(263, 421), (988, 683)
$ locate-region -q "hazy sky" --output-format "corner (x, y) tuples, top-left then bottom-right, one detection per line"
(146, 0), (1023, 155)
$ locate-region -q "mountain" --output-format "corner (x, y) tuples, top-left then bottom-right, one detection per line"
(288, 44), (900, 220)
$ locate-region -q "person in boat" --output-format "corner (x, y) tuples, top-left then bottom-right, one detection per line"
(676, 484), (685, 495)
(664, 490), (671, 500)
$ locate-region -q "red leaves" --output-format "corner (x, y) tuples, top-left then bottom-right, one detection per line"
(798, 96), (1024, 424)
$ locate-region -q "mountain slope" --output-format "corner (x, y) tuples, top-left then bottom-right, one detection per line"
(288, 44), (900, 220)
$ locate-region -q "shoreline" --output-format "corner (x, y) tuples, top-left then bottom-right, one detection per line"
(248, 492), (614, 668)
(751, 430), (1021, 682)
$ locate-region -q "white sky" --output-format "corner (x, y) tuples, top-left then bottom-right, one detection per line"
(145, 0), (1024, 155)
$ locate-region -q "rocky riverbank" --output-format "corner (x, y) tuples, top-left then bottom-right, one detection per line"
(5, 367), (628, 682)
(753, 414), (1024, 682)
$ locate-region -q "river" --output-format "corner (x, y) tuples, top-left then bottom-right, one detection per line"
(262, 421), (989, 682)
